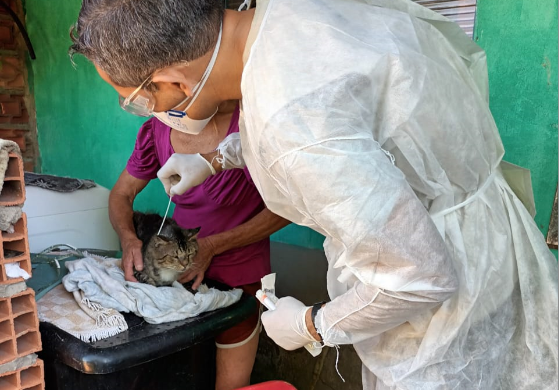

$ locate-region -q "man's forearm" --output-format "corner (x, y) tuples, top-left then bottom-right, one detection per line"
(208, 208), (291, 255)
(315, 282), (447, 346)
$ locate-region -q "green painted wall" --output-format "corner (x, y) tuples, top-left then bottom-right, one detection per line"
(474, 0), (558, 241)
(23, 0), (556, 251)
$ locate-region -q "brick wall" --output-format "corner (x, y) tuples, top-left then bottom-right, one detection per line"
(0, 0), (38, 172)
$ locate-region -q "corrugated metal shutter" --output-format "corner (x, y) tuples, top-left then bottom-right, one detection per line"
(226, 0), (478, 38)
(412, 0), (477, 37)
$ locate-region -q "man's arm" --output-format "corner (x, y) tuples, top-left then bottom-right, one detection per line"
(261, 137), (458, 350)
(179, 208), (291, 289)
(108, 169), (149, 282)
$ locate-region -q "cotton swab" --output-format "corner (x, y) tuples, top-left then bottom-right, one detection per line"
(157, 196), (173, 236)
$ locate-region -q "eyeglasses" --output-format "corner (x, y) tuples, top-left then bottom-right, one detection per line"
(118, 75), (155, 117)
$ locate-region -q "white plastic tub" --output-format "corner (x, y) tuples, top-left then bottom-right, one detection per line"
(22, 185), (120, 253)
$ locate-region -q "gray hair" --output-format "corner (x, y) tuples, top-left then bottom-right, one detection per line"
(69, 0), (223, 87)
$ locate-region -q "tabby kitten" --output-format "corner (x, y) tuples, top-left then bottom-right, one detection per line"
(132, 211), (200, 287)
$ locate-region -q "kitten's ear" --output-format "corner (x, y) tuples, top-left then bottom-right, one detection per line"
(186, 227), (201, 241)
(153, 235), (170, 247)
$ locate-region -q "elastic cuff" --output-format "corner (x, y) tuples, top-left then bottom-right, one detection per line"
(314, 308), (334, 347)
(298, 307), (318, 343)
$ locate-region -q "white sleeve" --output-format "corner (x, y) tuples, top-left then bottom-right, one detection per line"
(270, 137), (458, 344)
(315, 281), (445, 346)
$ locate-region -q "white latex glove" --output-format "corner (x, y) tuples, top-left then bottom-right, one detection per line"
(215, 132), (245, 170)
(157, 153), (216, 196)
(261, 296), (317, 351)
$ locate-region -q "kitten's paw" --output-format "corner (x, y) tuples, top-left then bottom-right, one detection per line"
(182, 280), (197, 294)
(133, 271), (156, 286)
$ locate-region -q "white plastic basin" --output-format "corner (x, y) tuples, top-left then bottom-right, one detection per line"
(22, 185), (120, 253)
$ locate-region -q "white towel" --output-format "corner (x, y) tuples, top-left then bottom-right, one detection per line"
(62, 256), (243, 324)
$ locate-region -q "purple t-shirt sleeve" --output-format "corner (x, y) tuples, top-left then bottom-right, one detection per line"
(126, 118), (161, 181)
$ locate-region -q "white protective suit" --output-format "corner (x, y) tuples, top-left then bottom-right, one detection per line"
(239, 0), (559, 388)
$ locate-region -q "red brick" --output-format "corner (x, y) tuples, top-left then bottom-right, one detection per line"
(0, 100), (20, 116)
(0, 20), (16, 50)
(0, 288), (41, 364)
(0, 24), (13, 44)
(10, 109), (27, 124)
(0, 94), (11, 102)
(0, 213), (29, 252)
(20, 359), (45, 389)
(23, 161), (33, 172)
(0, 57), (23, 89)
(9, 95), (24, 106)
(3, 152), (21, 178)
(0, 169), (26, 210)
(0, 287), (38, 362)
(4, 74), (24, 89)
(0, 0), (17, 15)
(0, 335), (16, 365)
(0, 359), (44, 389)
(0, 64), (19, 84)
(0, 134), (24, 151)
(0, 57), (20, 77)
(11, 288), (38, 322)
(0, 128), (23, 138)
(0, 56), (20, 67)
(1, 56), (19, 65)
(12, 135), (24, 151)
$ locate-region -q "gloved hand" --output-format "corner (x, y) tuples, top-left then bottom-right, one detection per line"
(215, 132), (245, 170)
(157, 153), (216, 196)
(261, 296), (318, 351)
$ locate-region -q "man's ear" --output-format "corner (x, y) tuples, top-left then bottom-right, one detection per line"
(152, 65), (195, 97)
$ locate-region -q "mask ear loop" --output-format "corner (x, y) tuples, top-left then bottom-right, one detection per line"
(169, 96), (190, 111)
(183, 21), (223, 112)
(164, 23), (222, 116)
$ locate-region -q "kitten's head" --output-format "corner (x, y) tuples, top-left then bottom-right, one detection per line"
(145, 225), (201, 273)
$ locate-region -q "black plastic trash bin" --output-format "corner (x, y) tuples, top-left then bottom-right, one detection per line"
(28, 254), (257, 390)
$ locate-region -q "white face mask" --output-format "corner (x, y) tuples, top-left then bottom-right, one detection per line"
(154, 100), (218, 135)
(154, 22), (222, 135)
